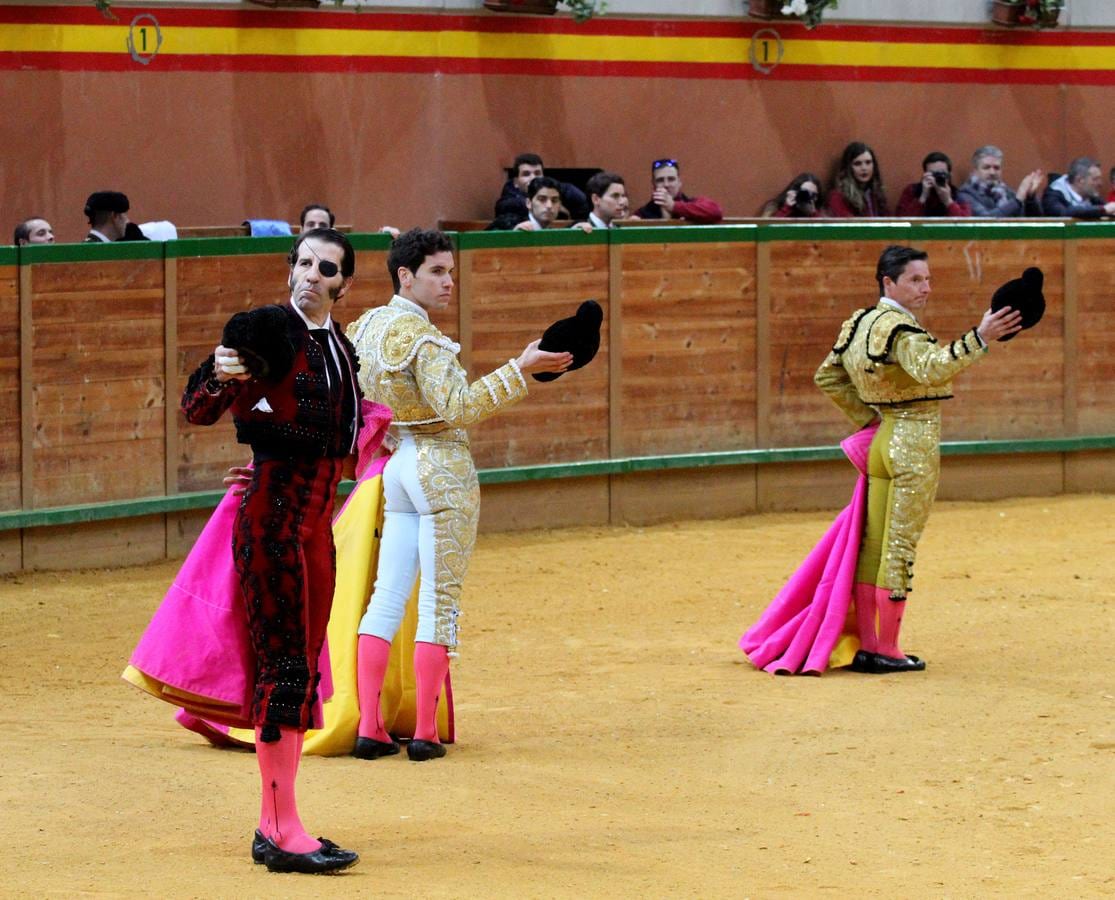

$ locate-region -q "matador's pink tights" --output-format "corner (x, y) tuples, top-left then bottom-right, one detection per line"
(413, 642), (449, 743)
(356, 634), (393, 743)
(256, 725), (321, 854)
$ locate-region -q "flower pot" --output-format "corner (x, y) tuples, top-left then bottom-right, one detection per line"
(483, 0), (560, 14)
(748, 0), (785, 19)
(990, 1), (1060, 27)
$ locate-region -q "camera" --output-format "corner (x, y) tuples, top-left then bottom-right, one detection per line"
(932, 171), (948, 186)
(795, 189), (818, 209)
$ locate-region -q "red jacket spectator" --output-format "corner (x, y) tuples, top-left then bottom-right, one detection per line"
(826, 188), (890, 218)
(895, 183), (971, 217)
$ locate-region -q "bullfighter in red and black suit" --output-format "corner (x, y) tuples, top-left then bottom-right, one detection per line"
(181, 228), (363, 875)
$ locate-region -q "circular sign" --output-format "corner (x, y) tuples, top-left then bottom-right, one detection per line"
(749, 28), (784, 75)
(127, 14), (163, 65)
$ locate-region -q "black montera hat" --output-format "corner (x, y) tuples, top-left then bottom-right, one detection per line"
(990, 267), (1045, 342)
(84, 191), (130, 219)
(221, 305), (295, 380)
(532, 299), (603, 383)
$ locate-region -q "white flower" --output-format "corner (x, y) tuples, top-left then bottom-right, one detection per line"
(782, 0), (809, 14)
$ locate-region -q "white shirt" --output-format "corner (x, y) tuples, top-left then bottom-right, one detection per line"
(87, 229), (112, 243)
(588, 212), (611, 230)
(879, 295), (985, 348)
(391, 293), (430, 321)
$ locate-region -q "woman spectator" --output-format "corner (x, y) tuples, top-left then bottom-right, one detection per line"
(827, 142), (890, 217)
(760, 173), (825, 218)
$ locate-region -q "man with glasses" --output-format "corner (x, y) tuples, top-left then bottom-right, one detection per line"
(633, 158), (723, 224)
(179, 228), (363, 874)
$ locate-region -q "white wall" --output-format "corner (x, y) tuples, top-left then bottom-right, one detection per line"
(11, 0), (1115, 27)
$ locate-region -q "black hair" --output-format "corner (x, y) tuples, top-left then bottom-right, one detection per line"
(300, 203), (335, 228)
(761, 172), (824, 216)
(586, 171), (625, 202)
(288, 227), (355, 279)
(513, 153), (544, 173)
(921, 151), (952, 172)
(13, 218), (39, 245)
(876, 245), (928, 293)
(386, 228), (453, 293)
(527, 176), (561, 200)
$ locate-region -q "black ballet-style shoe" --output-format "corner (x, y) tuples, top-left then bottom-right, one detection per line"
(353, 736), (401, 760)
(407, 739), (447, 762)
(251, 830), (269, 864)
(869, 653), (926, 674)
(849, 650), (876, 673)
(262, 837), (359, 874)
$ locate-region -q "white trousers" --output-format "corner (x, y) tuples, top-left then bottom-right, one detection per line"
(357, 433), (479, 651)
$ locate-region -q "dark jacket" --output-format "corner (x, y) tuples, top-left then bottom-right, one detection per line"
(1041, 175), (1108, 219)
(956, 177), (1042, 217)
(494, 179), (590, 221)
(633, 192), (723, 224)
(182, 303), (362, 460)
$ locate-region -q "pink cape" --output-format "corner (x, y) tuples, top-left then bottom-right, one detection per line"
(738, 422), (879, 675)
(123, 401), (394, 728)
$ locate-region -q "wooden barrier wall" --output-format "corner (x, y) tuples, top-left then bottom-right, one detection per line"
(3, 222), (1114, 571)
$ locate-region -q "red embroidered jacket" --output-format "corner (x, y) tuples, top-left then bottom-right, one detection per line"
(182, 303), (362, 460)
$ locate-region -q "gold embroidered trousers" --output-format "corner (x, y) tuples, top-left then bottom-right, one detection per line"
(855, 402), (942, 598)
(357, 428), (479, 654)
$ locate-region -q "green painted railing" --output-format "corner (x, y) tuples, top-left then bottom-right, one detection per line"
(2, 434), (1113, 532)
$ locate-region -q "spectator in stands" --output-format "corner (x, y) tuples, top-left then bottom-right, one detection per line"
(633, 158), (723, 224)
(895, 152), (971, 217)
(584, 172), (630, 230)
(1041, 157), (1115, 219)
(956, 146), (1044, 217)
(488, 177), (591, 232)
(300, 204), (334, 231)
(84, 191), (148, 242)
(759, 173), (824, 218)
(826, 142), (889, 217)
(494, 152), (590, 222)
(13, 217), (54, 245)
(301, 202), (400, 238)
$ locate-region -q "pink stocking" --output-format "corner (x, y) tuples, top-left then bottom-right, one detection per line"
(357, 634), (393, 743)
(853, 582), (878, 653)
(874, 587), (906, 659)
(413, 642), (449, 743)
(256, 725), (320, 854)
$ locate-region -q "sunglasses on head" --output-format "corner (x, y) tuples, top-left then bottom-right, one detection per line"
(317, 260), (339, 278)
(652, 158), (678, 170)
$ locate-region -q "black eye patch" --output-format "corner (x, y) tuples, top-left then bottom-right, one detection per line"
(318, 260), (339, 278)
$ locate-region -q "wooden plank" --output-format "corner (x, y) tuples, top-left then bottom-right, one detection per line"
(164, 256), (178, 501)
(755, 242), (771, 447)
(610, 467), (757, 526)
(457, 248), (473, 376)
(757, 460), (851, 512)
(619, 241), (758, 458)
(1072, 239), (1115, 434)
(0, 264), (20, 510)
(22, 514), (167, 571)
(608, 243), (623, 458)
(1064, 450), (1115, 494)
(19, 263), (33, 509)
(0, 529), (21, 574)
(938, 453), (1063, 501)
(478, 477), (610, 533)
(468, 244), (610, 470)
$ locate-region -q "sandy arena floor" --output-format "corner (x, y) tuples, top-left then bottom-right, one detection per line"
(2, 493), (1114, 898)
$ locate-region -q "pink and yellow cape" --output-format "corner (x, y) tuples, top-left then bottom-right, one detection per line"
(738, 422), (879, 675)
(123, 401), (453, 753)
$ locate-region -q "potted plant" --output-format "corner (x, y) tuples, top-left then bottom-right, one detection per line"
(749, 0), (838, 28)
(990, 0), (1063, 28)
(483, 0), (605, 21)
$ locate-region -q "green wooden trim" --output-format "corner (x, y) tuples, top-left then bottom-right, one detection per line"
(611, 225), (758, 245)
(3, 434), (1113, 532)
(349, 233), (395, 251)
(454, 229), (609, 250)
(1065, 222), (1115, 239)
(21, 240), (166, 264)
(166, 236), (292, 258)
(0, 247), (17, 266)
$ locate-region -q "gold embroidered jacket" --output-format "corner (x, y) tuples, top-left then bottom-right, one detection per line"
(346, 295), (528, 429)
(814, 303), (987, 427)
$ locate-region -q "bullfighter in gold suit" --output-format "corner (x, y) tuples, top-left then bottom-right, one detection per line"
(814, 245), (1022, 673)
(346, 229), (572, 760)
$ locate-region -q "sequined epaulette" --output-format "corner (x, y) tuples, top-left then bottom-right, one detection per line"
(865, 309), (932, 363)
(376, 310), (461, 373)
(832, 307), (873, 354)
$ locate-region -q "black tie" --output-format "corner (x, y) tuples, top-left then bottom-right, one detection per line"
(309, 328), (342, 401)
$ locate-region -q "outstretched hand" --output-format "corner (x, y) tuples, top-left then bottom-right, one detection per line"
(977, 306), (1024, 344)
(515, 339), (573, 375)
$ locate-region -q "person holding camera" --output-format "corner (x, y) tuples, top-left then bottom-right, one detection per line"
(760, 173), (825, 218)
(895, 152), (971, 218)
